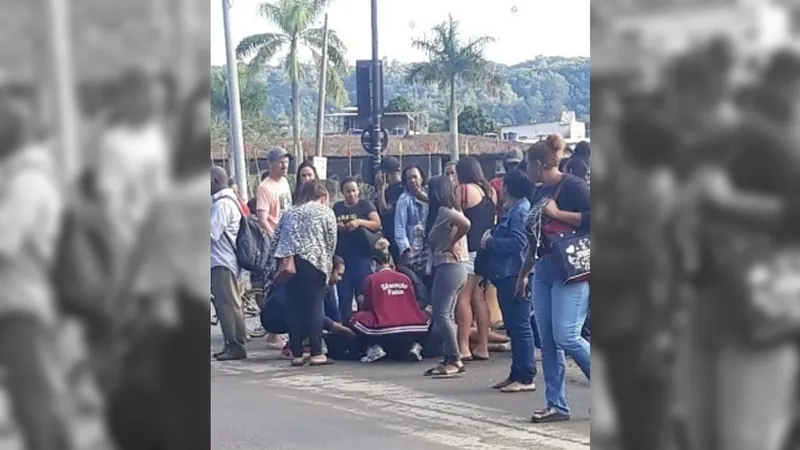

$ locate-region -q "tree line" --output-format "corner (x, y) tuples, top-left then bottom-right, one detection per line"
(211, 1), (589, 159)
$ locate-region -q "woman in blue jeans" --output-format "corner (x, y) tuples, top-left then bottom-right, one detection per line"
(482, 169), (539, 393)
(519, 134), (590, 423)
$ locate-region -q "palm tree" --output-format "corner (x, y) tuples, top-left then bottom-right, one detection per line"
(407, 15), (503, 160)
(236, 0), (348, 160)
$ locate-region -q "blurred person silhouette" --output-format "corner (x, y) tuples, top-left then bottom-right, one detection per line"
(594, 109), (683, 450)
(108, 78), (211, 450)
(680, 55), (800, 450)
(95, 68), (171, 252)
(0, 96), (72, 449)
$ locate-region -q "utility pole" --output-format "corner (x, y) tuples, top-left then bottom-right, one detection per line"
(314, 14), (329, 158)
(370, 0), (382, 166)
(221, 0), (249, 200)
(47, 0), (79, 184)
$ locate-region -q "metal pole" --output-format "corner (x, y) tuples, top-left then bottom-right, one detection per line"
(222, 0), (249, 200)
(370, 0), (381, 166)
(47, 0), (79, 184)
(314, 14), (329, 158)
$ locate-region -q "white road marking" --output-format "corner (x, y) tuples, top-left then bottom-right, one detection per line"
(213, 356), (590, 450)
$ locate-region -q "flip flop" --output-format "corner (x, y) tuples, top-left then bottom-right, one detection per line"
(424, 364), (465, 379)
(309, 357), (335, 367)
(500, 382), (536, 393)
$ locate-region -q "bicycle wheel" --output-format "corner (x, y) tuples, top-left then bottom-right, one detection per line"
(241, 288), (267, 338)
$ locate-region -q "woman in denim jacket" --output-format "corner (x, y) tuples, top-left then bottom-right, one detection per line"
(482, 170), (538, 393)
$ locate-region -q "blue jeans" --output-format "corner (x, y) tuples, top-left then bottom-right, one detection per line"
(496, 276), (537, 384)
(532, 255), (590, 415)
(337, 256), (373, 323)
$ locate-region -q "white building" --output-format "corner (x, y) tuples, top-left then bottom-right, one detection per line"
(499, 111), (587, 143)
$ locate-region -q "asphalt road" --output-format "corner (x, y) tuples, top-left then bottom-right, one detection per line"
(211, 328), (591, 450)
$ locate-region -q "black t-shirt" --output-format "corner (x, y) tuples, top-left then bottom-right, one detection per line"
(527, 174), (591, 255)
(380, 182), (405, 247)
(333, 199), (378, 260)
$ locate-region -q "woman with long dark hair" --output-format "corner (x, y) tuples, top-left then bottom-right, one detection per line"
(423, 175), (471, 378)
(293, 160), (319, 205)
(454, 157), (497, 361)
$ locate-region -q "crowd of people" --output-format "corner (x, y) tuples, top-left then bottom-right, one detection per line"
(591, 38), (800, 450)
(0, 69), (211, 450)
(210, 133), (592, 422)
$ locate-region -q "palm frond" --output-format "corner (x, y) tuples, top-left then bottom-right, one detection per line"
(405, 62), (444, 87)
(302, 27), (348, 72)
(309, 47), (348, 106)
(235, 33), (285, 62)
(258, 3), (291, 32)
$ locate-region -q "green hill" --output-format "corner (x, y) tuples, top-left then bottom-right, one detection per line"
(210, 55), (589, 134)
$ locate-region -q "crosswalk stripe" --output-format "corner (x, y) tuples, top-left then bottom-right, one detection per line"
(213, 358), (590, 450)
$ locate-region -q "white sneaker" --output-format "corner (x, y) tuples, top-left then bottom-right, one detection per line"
(265, 333), (287, 349)
(408, 342), (423, 361)
(361, 345), (387, 363)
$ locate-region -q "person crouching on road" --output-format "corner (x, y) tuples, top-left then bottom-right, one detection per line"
(351, 239), (431, 363)
(262, 255), (358, 359)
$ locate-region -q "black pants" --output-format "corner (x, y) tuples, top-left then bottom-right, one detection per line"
(109, 291), (210, 450)
(0, 315), (71, 450)
(602, 333), (671, 450)
(286, 258), (327, 358)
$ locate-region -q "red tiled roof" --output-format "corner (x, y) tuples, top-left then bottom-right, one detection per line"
(211, 133), (520, 160)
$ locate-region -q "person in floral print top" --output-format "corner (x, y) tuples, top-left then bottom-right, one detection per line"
(270, 182), (338, 366)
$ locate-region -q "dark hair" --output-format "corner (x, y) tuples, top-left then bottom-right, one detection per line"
(456, 156), (492, 197)
(293, 160), (319, 204)
(573, 141), (590, 159)
(527, 134), (566, 169)
(425, 175), (459, 237)
(502, 169), (532, 200)
(332, 254), (345, 268)
(261, 171), (270, 181)
(401, 165), (426, 189)
(295, 181), (329, 205)
(371, 238), (393, 266)
(339, 176), (359, 191)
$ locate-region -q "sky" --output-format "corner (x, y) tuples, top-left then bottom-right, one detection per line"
(210, 0), (590, 66)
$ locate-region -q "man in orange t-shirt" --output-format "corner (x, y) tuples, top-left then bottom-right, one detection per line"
(255, 147), (293, 236)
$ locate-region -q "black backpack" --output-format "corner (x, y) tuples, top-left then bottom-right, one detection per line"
(214, 195), (272, 274)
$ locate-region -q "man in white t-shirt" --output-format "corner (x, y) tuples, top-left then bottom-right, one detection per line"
(0, 98), (71, 449)
(96, 70), (170, 251)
